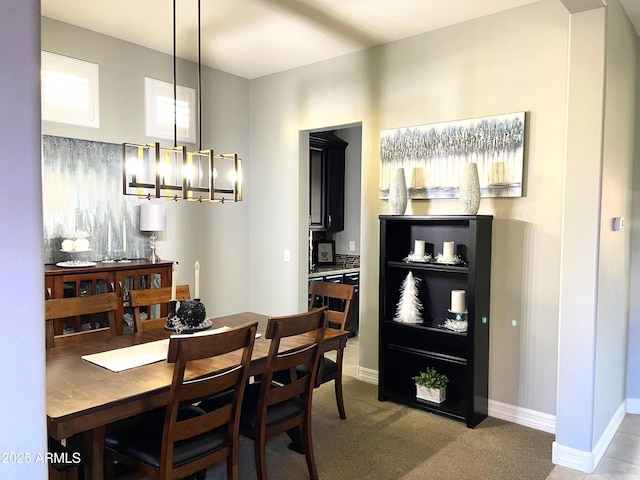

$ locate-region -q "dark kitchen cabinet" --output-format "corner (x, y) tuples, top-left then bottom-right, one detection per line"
(343, 272), (359, 337)
(309, 132), (347, 232)
(378, 215), (492, 428)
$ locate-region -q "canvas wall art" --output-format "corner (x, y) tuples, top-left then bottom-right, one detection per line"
(379, 112), (525, 199)
(42, 135), (145, 264)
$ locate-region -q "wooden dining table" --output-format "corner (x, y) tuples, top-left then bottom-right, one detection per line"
(46, 311), (349, 480)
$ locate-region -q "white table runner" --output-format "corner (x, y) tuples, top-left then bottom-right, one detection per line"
(82, 339), (171, 372)
(82, 326), (233, 372)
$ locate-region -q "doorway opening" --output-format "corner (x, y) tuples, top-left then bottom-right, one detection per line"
(302, 122), (362, 371)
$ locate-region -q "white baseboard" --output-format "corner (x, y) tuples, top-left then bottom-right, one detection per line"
(552, 400), (626, 474)
(356, 365), (378, 385)
(552, 442), (596, 474)
(488, 399), (556, 433)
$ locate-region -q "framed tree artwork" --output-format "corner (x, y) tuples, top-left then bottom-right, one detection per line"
(379, 111), (526, 200)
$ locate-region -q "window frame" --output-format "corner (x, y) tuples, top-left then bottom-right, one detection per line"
(41, 51), (100, 128)
(145, 77), (196, 144)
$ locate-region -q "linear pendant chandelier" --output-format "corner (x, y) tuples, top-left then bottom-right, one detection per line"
(122, 0), (242, 203)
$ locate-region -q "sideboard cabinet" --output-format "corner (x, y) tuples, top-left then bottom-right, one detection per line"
(45, 260), (173, 336)
(378, 215), (492, 428)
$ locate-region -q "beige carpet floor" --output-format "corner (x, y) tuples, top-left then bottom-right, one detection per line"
(204, 377), (555, 480)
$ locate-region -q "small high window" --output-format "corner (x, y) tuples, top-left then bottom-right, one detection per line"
(41, 51), (100, 128)
(145, 77), (196, 143)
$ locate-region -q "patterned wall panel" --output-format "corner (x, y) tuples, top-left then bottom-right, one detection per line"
(42, 135), (145, 265)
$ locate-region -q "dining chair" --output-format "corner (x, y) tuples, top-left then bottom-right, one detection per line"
(129, 285), (191, 332)
(44, 292), (119, 349)
(104, 321), (258, 480)
(274, 281), (355, 419)
(45, 291), (119, 479)
(230, 307), (327, 480)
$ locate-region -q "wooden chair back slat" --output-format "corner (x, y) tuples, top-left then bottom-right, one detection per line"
(308, 281), (354, 330)
(129, 285), (190, 332)
(44, 292), (119, 349)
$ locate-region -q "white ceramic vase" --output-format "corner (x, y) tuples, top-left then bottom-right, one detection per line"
(459, 163), (480, 215)
(388, 167), (408, 215)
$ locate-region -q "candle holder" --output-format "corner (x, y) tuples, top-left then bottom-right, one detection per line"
(166, 300), (178, 329)
(447, 308), (468, 321)
(442, 310), (468, 333)
(403, 251), (432, 263)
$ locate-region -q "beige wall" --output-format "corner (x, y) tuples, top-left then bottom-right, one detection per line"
(249, 0), (570, 416)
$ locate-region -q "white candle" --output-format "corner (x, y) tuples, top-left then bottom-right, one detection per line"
(122, 219), (127, 253)
(171, 262), (177, 300)
(451, 290), (466, 314)
(107, 220), (112, 253)
(414, 240), (425, 258)
(194, 261), (200, 299)
(443, 241), (454, 260)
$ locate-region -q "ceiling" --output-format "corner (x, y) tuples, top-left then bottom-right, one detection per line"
(42, 0), (640, 80)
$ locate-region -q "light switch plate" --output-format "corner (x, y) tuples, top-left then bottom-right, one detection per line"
(613, 217), (624, 232)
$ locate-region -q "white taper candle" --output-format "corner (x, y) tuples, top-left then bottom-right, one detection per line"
(107, 220), (112, 252)
(194, 261), (200, 299)
(123, 219), (127, 253)
(171, 262), (177, 300)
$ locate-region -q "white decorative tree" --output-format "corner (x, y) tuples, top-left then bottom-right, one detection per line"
(394, 271), (423, 323)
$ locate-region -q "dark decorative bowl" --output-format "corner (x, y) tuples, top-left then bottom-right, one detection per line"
(177, 299), (207, 328)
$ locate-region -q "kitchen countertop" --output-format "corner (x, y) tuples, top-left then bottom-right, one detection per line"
(308, 266), (360, 278)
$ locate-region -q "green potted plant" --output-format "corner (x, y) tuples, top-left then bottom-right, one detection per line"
(413, 367), (449, 403)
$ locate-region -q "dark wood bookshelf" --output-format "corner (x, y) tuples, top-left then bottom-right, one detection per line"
(378, 215), (492, 428)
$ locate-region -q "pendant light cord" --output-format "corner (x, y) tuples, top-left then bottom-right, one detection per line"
(173, 0), (178, 148)
(198, 0), (202, 151)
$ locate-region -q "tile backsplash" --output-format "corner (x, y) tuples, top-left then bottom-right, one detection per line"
(335, 254), (360, 268)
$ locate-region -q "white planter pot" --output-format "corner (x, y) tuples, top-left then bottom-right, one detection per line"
(416, 384), (446, 403)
